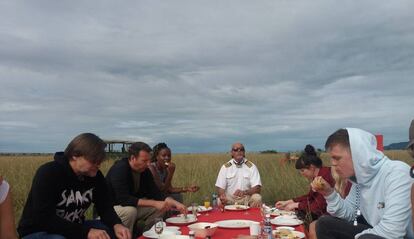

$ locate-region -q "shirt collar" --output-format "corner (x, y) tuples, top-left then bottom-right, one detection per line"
(233, 158), (245, 168)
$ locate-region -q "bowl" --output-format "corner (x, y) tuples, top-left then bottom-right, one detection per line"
(188, 222), (218, 237)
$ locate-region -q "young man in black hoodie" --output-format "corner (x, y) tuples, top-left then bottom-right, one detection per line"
(18, 133), (131, 239)
(106, 142), (187, 235)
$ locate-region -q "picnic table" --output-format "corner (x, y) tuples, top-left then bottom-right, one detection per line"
(138, 207), (306, 239)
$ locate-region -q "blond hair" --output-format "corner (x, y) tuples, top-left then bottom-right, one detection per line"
(331, 167), (348, 198)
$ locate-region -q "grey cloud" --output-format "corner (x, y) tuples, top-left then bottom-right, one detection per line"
(1, 0), (413, 152)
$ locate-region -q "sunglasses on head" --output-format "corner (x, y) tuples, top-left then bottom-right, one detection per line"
(232, 148), (245, 152)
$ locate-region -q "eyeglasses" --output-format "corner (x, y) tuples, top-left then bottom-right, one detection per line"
(232, 148), (245, 152)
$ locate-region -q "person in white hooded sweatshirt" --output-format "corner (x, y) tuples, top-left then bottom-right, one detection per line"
(314, 128), (414, 239)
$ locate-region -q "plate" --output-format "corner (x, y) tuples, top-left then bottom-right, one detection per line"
(166, 215), (197, 225)
(272, 229), (305, 239)
(143, 230), (177, 238)
(271, 216), (303, 226)
(165, 226), (181, 231)
(160, 236), (190, 239)
(187, 205), (213, 213)
(214, 219), (257, 228)
(270, 209), (296, 217)
(275, 226), (295, 231)
(224, 205), (249, 211)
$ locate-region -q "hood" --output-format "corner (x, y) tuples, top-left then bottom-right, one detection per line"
(54, 151), (80, 180)
(54, 151), (69, 167)
(347, 128), (387, 185)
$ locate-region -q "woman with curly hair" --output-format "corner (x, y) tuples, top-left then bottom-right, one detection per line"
(148, 143), (199, 203)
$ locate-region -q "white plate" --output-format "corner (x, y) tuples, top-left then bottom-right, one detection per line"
(272, 229), (305, 238)
(160, 235), (190, 239)
(271, 216), (303, 226)
(270, 209), (296, 217)
(165, 226), (180, 231)
(215, 219), (257, 228)
(143, 230), (177, 238)
(224, 205), (249, 211)
(275, 226), (295, 231)
(166, 215), (197, 225)
(187, 205), (213, 213)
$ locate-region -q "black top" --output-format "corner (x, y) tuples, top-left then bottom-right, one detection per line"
(18, 152), (122, 239)
(106, 158), (165, 207)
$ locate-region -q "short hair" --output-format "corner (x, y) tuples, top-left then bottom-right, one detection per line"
(295, 144), (323, 169)
(128, 142), (152, 159)
(152, 142), (170, 162)
(64, 133), (106, 164)
(325, 129), (350, 151)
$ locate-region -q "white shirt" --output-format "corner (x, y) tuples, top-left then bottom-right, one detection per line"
(215, 158), (262, 196)
(0, 180), (10, 204)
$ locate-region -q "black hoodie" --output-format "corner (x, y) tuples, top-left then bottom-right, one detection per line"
(18, 152), (122, 239)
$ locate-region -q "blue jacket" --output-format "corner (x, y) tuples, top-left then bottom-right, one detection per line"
(325, 128), (414, 239)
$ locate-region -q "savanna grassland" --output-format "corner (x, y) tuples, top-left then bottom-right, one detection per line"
(1, 150), (413, 224)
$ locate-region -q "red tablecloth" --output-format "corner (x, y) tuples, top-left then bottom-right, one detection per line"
(138, 208), (306, 238)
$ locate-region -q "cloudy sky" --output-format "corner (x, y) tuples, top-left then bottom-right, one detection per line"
(1, 0), (413, 153)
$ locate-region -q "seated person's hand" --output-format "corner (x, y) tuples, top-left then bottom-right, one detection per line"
(284, 202), (299, 211)
(311, 176), (334, 196)
(176, 203), (188, 215)
(113, 224), (131, 239)
(187, 185), (199, 192)
(153, 200), (170, 212)
(88, 228), (111, 239)
(166, 162), (176, 173)
(165, 197), (186, 213)
(219, 194), (227, 206)
(275, 199), (293, 209)
(233, 189), (244, 198)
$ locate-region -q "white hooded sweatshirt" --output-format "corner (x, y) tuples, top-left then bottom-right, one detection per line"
(325, 128), (414, 239)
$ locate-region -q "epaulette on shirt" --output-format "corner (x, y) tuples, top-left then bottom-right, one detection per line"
(224, 162), (232, 168)
(245, 160), (253, 168)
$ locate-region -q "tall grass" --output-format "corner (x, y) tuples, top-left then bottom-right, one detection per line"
(1, 150), (413, 224)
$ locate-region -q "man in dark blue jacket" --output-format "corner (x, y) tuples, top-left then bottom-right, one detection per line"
(106, 142), (187, 235)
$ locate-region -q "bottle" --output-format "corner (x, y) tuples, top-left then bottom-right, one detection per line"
(263, 214), (273, 239)
(189, 230), (195, 239)
(212, 193), (218, 211)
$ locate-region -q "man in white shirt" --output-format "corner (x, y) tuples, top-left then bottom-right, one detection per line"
(215, 142), (262, 207)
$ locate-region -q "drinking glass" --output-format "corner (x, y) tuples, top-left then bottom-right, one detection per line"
(243, 196), (249, 215)
(204, 196), (211, 216)
(191, 202), (198, 217)
(154, 217), (164, 238)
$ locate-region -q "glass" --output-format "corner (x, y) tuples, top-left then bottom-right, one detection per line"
(191, 202), (198, 217)
(243, 176), (249, 214)
(154, 217), (164, 238)
(204, 196), (211, 216)
(243, 196), (249, 215)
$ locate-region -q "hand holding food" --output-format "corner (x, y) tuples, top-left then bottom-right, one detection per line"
(311, 176), (334, 196)
(166, 162), (176, 173)
(312, 176), (325, 191)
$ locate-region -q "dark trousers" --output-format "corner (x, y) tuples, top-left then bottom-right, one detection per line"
(316, 215), (386, 239)
(22, 220), (116, 239)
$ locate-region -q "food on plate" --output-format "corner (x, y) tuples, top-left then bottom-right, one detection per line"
(271, 209), (295, 217)
(273, 228), (300, 239)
